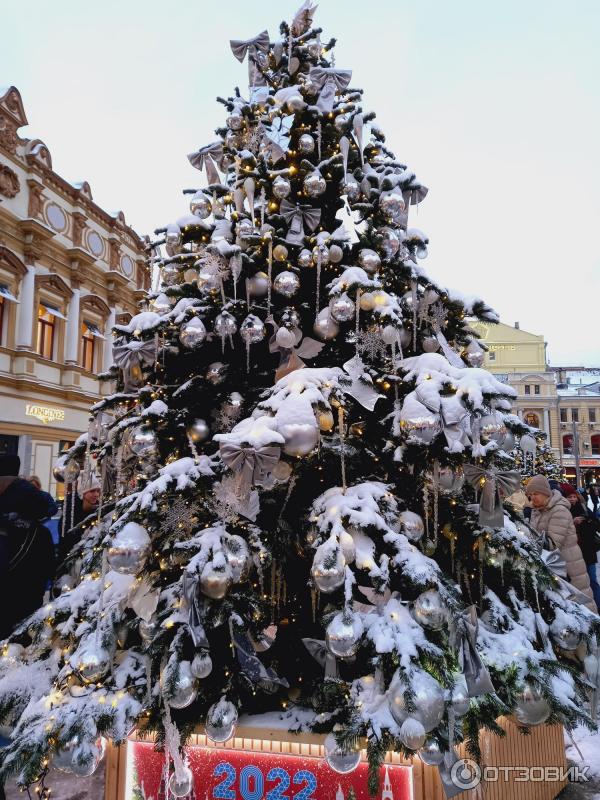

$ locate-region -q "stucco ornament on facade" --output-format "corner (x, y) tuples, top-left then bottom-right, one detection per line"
(0, 163), (20, 198)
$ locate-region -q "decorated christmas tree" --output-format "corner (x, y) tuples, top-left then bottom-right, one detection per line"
(1, 4), (598, 798)
(510, 428), (564, 482)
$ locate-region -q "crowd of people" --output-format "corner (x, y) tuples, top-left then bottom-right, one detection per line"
(1, 456), (600, 640)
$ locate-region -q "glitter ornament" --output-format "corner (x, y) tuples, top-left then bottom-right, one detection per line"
(311, 543), (345, 593)
(312, 244), (329, 266)
(240, 315), (266, 344)
(399, 510), (425, 542)
(280, 421), (319, 456)
(422, 336), (439, 353)
(299, 133), (316, 153)
(273, 175), (292, 199)
(179, 317), (207, 349)
(329, 293), (355, 323)
(248, 271), (270, 296)
(378, 227), (401, 259)
(326, 611), (363, 659)
(419, 739), (445, 766)
(328, 244), (344, 263)
(130, 427), (157, 457)
(379, 191), (405, 221)
(191, 651), (213, 679)
(313, 311), (339, 340)
(515, 684), (551, 726)
(324, 733), (361, 774)
(342, 175), (360, 201)
(274, 270), (300, 297)
(169, 767), (194, 798)
(479, 412), (507, 445)
(399, 718), (426, 751)
(205, 698), (238, 743)
(161, 263), (181, 286)
(224, 535), (252, 582)
(190, 192), (212, 219)
(298, 249), (313, 268)
(77, 644), (111, 684)
(549, 620), (581, 651)
(107, 523), (151, 575)
(206, 362), (228, 384)
(187, 418), (210, 443)
(200, 567), (232, 600)
(304, 170), (326, 197)
(412, 589), (447, 630)
(214, 311), (238, 338)
(357, 249), (381, 274)
(273, 244), (289, 262)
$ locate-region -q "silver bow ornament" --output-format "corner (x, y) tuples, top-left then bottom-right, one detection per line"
(279, 198), (321, 244)
(463, 464), (521, 528)
(267, 321), (324, 382)
(302, 637), (339, 679)
(181, 570), (210, 649)
(113, 338), (157, 392)
(309, 66), (352, 113)
(187, 141), (223, 185)
(450, 605), (495, 697)
(230, 30), (270, 87)
(263, 115), (294, 163)
(219, 442), (281, 497)
(541, 548), (592, 605)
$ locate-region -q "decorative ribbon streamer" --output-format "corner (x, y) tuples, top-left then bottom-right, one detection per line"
(352, 113), (364, 165)
(219, 442), (281, 497)
(230, 30), (270, 87)
(302, 638), (339, 679)
(463, 464), (521, 528)
(279, 198), (321, 244)
(187, 141), (223, 185)
(450, 605), (495, 697)
(309, 66), (353, 113)
(231, 626), (289, 691)
(113, 338), (157, 392)
(244, 177), (256, 225)
(181, 571), (210, 648)
(264, 115), (294, 162)
(541, 548), (593, 605)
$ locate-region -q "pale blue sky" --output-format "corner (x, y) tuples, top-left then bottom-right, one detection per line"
(3, 0), (600, 365)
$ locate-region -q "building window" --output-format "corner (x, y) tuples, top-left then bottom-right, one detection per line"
(534, 384), (540, 395)
(524, 385), (531, 395)
(37, 305), (56, 360)
(560, 408), (568, 423)
(592, 435), (600, 456)
(81, 323), (95, 372)
(572, 408), (579, 423)
(563, 434), (574, 455)
(590, 409), (597, 423)
(488, 352), (496, 361)
(0, 296), (5, 346)
(524, 412), (540, 428)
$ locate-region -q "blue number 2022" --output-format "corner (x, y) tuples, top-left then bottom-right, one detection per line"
(213, 763), (316, 800)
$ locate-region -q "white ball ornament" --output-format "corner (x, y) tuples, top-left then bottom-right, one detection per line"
(205, 698), (238, 743)
(399, 718), (426, 751)
(281, 422), (319, 457)
(304, 170), (326, 197)
(323, 733), (361, 774)
(274, 270), (300, 297)
(514, 684), (551, 726)
(272, 175), (292, 199)
(276, 327), (297, 348)
(329, 293), (355, 323)
(326, 612), (363, 659)
(169, 767), (194, 798)
(298, 133), (315, 153)
(328, 244), (344, 263)
(398, 511), (425, 542)
(412, 589), (447, 630)
(357, 249), (381, 274)
(313, 311), (339, 340)
(179, 317), (207, 348)
(107, 522), (151, 575)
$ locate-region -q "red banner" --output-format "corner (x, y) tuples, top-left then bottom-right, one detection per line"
(128, 740), (413, 800)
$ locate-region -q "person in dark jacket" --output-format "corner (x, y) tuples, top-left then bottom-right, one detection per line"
(0, 455), (57, 638)
(59, 475), (101, 563)
(561, 482), (600, 611)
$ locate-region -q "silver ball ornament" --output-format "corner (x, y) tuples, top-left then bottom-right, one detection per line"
(167, 661), (198, 709)
(281, 421), (319, 457)
(419, 738), (445, 766)
(479, 413), (507, 445)
(329, 293), (355, 323)
(312, 244), (329, 266)
(281, 306), (301, 326)
(298, 134), (315, 153)
(298, 249), (313, 268)
(328, 244), (344, 263)
(381, 325), (400, 345)
(326, 612), (363, 659)
(357, 249), (381, 274)
(550, 620), (582, 651)
(465, 340), (485, 368)
(129, 427), (157, 457)
(286, 94), (305, 113)
(214, 311), (238, 338)
(436, 466), (465, 495)
(206, 362), (228, 385)
(200, 566), (232, 600)
(412, 590), (447, 630)
(197, 267), (221, 295)
(274, 270), (300, 297)
(399, 511), (425, 542)
(451, 677), (470, 717)
(334, 114), (349, 131)
(515, 684), (551, 726)
(248, 271), (270, 296)
(276, 327), (297, 348)
(165, 224), (182, 247)
(379, 192), (405, 221)
(191, 651), (213, 679)
(179, 317), (207, 348)
(342, 175), (360, 201)
(323, 733), (361, 774)
(399, 718), (426, 751)
(422, 336), (439, 353)
(311, 544), (345, 593)
(273, 244), (289, 262)
(190, 193), (212, 219)
(226, 111), (244, 131)
(205, 698), (238, 743)
(77, 645), (111, 684)
(313, 311), (339, 340)
(152, 292), (172, 313)
(107, 523), (151, 575)
(187, 418), (210, 443)
(378, 227), (400, 259)
(240, 314), (266, 344)
(304, 170), (326, 197)
(169, 767), (194, 798)
(224, 535), (252, 582)
(273, 175), (292, 199)
(161, 263), (182, 287)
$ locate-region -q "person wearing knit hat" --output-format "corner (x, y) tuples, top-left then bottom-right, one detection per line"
(59, 473), (101, 564)
(561, 481), (600, 610)
(527, 474), (596, 612)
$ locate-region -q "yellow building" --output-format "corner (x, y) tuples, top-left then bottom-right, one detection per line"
(0, 86), (148, 494)
(470, 320), (600, 482)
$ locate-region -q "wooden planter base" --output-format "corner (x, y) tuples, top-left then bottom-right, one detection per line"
(104, 717), (568, 800)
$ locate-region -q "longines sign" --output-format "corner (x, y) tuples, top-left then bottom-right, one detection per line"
(25, 403), (65, 425)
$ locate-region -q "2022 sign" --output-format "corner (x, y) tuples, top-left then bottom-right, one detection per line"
(128, 740), (412, 800)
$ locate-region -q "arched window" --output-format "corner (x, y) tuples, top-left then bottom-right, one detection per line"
(592, 435), (600, 456)
(563, 434), (574, 455)
(524, 412), (540, 428)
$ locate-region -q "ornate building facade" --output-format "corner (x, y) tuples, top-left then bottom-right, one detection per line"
(0, 86), (148, 494)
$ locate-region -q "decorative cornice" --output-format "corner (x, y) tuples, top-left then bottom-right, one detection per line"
(35, 271), (73, 300)
(0, 245), (27, 281)
(80, 293), (111, 318)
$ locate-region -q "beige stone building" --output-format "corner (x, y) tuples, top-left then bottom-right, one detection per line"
(0, 86), (148, 495)
(470, 320), (600, 483)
